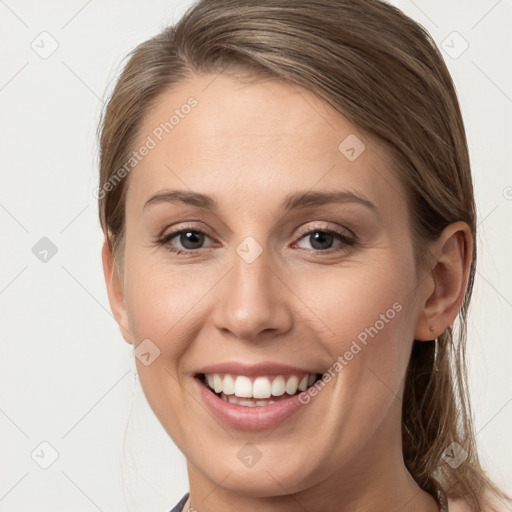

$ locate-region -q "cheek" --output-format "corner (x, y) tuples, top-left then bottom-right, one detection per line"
(299, 255), (414, 337)
(295, 254), (417, 392)
(121, 246), (214, 431)
(123, 241), (214, 343)
(287, 258), (417, 457)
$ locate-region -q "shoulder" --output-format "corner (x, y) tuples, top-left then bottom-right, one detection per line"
(482, 492), (512, 512)
(447, 492), (512, 512)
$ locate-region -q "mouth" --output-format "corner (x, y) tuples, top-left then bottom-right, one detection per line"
(194, 372), (324, 407)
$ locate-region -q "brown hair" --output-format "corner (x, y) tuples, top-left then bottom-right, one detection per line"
(97, 0), (508, 509)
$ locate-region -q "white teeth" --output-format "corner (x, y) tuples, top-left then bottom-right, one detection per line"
(253, 376), (272, 399)
(271, 376), (286, 396)
(223, 374), (235, 395)
(255, 399), (275, 406)
(204, 372), (319, 398)
(234, 375), (253, 398)
(285, 375), (299, 395)
(223, 394), (276, 407)
(213, 374), (223, 394)
(230, 396), (254, 406)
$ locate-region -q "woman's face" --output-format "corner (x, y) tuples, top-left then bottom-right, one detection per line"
(109, 73), (431, 498)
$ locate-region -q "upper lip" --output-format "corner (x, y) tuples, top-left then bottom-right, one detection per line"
(195, 361), (322, 377)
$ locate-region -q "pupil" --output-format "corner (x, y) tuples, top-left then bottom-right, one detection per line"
(181, 231), (203, 249)
(310, 232), (333, 250)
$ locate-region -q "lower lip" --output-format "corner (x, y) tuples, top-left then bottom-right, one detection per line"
(193, 377), (312, 431)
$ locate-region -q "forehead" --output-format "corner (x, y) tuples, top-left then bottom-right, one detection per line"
(125, 72), (406, 218)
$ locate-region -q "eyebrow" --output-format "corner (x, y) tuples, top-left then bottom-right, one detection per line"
(143, 188), (378, 215)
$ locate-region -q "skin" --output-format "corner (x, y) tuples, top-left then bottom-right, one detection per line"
(102, 72), (473, 512)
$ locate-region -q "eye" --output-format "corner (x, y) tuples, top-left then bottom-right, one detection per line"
(158, 227), (215, 255)
(293, 227), (355, 252)
(157, 224), (356, 256)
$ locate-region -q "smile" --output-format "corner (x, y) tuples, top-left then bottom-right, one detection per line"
(192, 366), (325, 430)
(200, 373), (321, 406)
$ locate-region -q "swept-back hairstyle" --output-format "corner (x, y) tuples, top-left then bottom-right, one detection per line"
(97, 1), (508, 509)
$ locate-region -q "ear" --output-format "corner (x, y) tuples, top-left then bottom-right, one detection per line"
(414, 221), (473, 341)
(101, 235), (133, 345)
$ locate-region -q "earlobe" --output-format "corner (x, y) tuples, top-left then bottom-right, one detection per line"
(101, 236), (133, 345)
(414, 221), (473, 341)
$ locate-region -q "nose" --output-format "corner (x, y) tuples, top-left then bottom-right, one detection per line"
(211, 246), (293, 342)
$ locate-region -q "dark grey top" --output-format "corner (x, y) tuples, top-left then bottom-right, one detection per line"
(169, 492), (189, 512)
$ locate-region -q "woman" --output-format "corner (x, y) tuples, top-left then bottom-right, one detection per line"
(97, 0), (510, 510)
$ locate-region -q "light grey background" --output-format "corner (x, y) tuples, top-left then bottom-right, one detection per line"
(0, 1), (510, 510)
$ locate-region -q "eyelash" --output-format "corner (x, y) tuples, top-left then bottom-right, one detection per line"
(157, 224), (356, 256)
